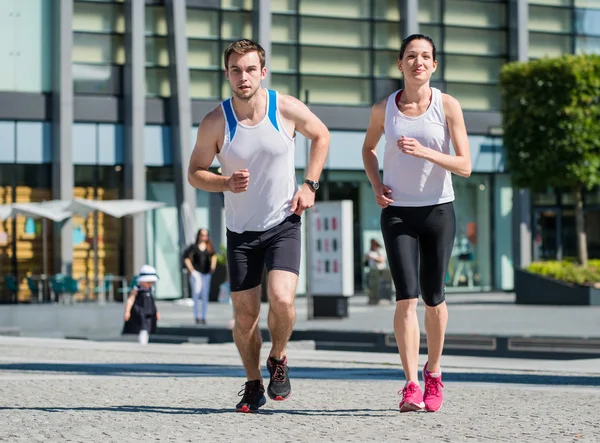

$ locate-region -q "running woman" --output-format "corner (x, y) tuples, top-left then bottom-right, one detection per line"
(188, 39), (330, 412)
(361, 34), (471, 412)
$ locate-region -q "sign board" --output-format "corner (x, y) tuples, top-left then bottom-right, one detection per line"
(308, 200), (354, 297)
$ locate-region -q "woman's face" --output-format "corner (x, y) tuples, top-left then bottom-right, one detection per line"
(398, 39), (437, 84)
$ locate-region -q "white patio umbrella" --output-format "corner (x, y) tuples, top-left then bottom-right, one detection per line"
(0, 201), (72, 279)
(65, 198), (166, 288)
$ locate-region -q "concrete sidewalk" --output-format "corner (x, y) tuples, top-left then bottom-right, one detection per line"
(0, 336), (599, 442)
(152, 293), (600, 359)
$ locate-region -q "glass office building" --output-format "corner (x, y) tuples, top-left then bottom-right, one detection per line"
(1, 0), (599, 301)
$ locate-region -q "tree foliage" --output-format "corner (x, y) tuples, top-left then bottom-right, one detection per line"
(499, 54), (600, 192)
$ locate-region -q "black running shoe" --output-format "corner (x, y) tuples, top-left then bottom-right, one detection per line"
(266, 356), (291, 401)
(236, 380), (266, 413)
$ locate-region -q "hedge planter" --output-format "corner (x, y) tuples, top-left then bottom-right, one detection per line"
(515, 269), (600, 306)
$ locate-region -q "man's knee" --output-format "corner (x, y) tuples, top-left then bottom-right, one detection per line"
(267, 270), (297, 311)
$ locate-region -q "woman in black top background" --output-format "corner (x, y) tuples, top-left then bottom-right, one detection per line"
(184, 228), (217, 324)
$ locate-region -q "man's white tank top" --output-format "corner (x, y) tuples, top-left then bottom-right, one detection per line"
(382, 87), (454, 207)
(216, 89), (296, 233)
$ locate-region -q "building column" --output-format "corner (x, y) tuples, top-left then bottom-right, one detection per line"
(52, 0), (74, 275)
(124, 0), (146, 276)
(509, 0), (532, 268)
(254, 0), (271, 88)
(399, 0), (419, 38)
(165, 0), (196, 251)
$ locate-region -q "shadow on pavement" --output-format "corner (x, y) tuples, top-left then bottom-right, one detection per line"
(0, 405), (395, 417)
(1, 362), (600, 386)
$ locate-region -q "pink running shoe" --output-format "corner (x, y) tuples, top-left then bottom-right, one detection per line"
(399, 381), (425, 412)
(423, 361), (444, 412)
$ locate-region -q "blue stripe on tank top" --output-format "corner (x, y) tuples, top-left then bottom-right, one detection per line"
(222, 99), (237, 142)
(267, 89), (279, 131)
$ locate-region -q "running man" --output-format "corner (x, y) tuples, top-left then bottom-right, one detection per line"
(188, 38), (330, 412)
(362, 34), (471, 412)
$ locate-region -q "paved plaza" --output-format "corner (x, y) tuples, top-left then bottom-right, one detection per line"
(1, 336), (599, 442)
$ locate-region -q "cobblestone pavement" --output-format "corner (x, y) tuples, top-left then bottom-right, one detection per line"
(0, 337), (599, 443)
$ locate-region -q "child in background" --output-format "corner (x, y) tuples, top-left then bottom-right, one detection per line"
(122, 264), (160, 345)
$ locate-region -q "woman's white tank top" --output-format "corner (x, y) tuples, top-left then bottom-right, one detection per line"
(216, 89), (297, 233)
(382, 87), (455, 207)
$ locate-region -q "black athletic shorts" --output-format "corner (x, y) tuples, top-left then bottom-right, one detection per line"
(380, 202), (456, 306)
(226, 214), (302, 292)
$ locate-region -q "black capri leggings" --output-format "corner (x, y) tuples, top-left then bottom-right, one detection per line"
(380, 202), (456, 306)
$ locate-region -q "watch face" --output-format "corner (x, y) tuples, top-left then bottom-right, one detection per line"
(313, 181), (320, 190)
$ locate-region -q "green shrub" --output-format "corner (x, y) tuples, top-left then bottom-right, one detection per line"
(526, 260), (600, 286)
(215, 244), (227, 266)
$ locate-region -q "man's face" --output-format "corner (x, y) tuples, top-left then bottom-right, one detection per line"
(225, 51), (266, 100)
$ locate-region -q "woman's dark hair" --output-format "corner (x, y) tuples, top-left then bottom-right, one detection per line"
(196, 228), (215, 255)
(399, 34), (437, 61)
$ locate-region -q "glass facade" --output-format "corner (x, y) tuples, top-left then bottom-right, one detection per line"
(272, 0), (401, 104)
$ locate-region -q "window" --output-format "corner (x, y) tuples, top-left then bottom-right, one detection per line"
(529, 6), (573, 33)
(73, 2), (124, 33)
(188, 40), (220, 69)
(575, 9), (600, 37)
(300, 17), (370, 47)
(146, 68), (170, 97)
(445, 55), (504, 83)
(577, 36), (600, 54)
(446, 83), (501, 110)
(374, 51), (401, 78)
(444, 0), (506, 28)
(445, 28), (507, 56)
(271, 44), (298, 73)
(190, 70), (220, 100)
(374, 23), (402, 50)
(418, 0), (442, 24)
(222, 11), (253, 39)
(73, 34), (126, 64)
(300, 76), (370, 105)
(272, 15), (297, 43)
(186, 9), (219, 39)
(301, 47), (370, 76)
(374, 0), (401, 20)
(271, 0), (296, 13)
(300, 0), (368, 18)
(145, 5), (168, 36)
(529, 32), (573, 58)
(271, 74), (298, 97)
(145, 37), (169, 67)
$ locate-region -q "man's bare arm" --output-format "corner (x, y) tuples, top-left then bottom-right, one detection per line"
(279, 95), (330, 182)
(187, 108), (230, 192)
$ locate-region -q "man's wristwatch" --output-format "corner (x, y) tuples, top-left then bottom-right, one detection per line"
(304, 179), (320, 192)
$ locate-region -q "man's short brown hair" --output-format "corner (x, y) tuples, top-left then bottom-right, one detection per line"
(223, 39), (266, 70)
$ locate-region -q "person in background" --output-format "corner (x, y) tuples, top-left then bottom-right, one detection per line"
(365, 238), (387, 305)
(184, 228), (217, 325)
(122, 264), (160, 345)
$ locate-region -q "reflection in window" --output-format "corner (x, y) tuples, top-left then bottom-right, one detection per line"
(188, 40), (220, 69)
(73, 1), (125, 33)
(446, 83), (501, 111)
(72, 33), (125, 64)
(300, 76), (370, 105)
(190, 70), (220, 99)
(445, 28), (507, 56)
(374, 0), (400, 20)
(146, 68), (170, 97)
(146, 37), (169, 67)
(577, 36), (600, 54)
(299, 0), (368, 18)
(529, 32), (573, 58)
(271, 44), (298, 73)
(575, 8), (600, 37)
(73, 63), (121, 95)
(271, 74), (298, 97)
(186, 9), (219, 38)
(300, 17), (370, 47)
(272, 15), (297, 43)
(222, 11), (253, 39)
(418, 0), (441, 24)
(374, 51), (401, 78)
(145, 5), (168, 36)
(301, 47), (370, 76)
(445, 56), (504, 83)
(528, 6), (573, 33)
(444, 0), (506, 27)
(374, 23), (402, 50)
